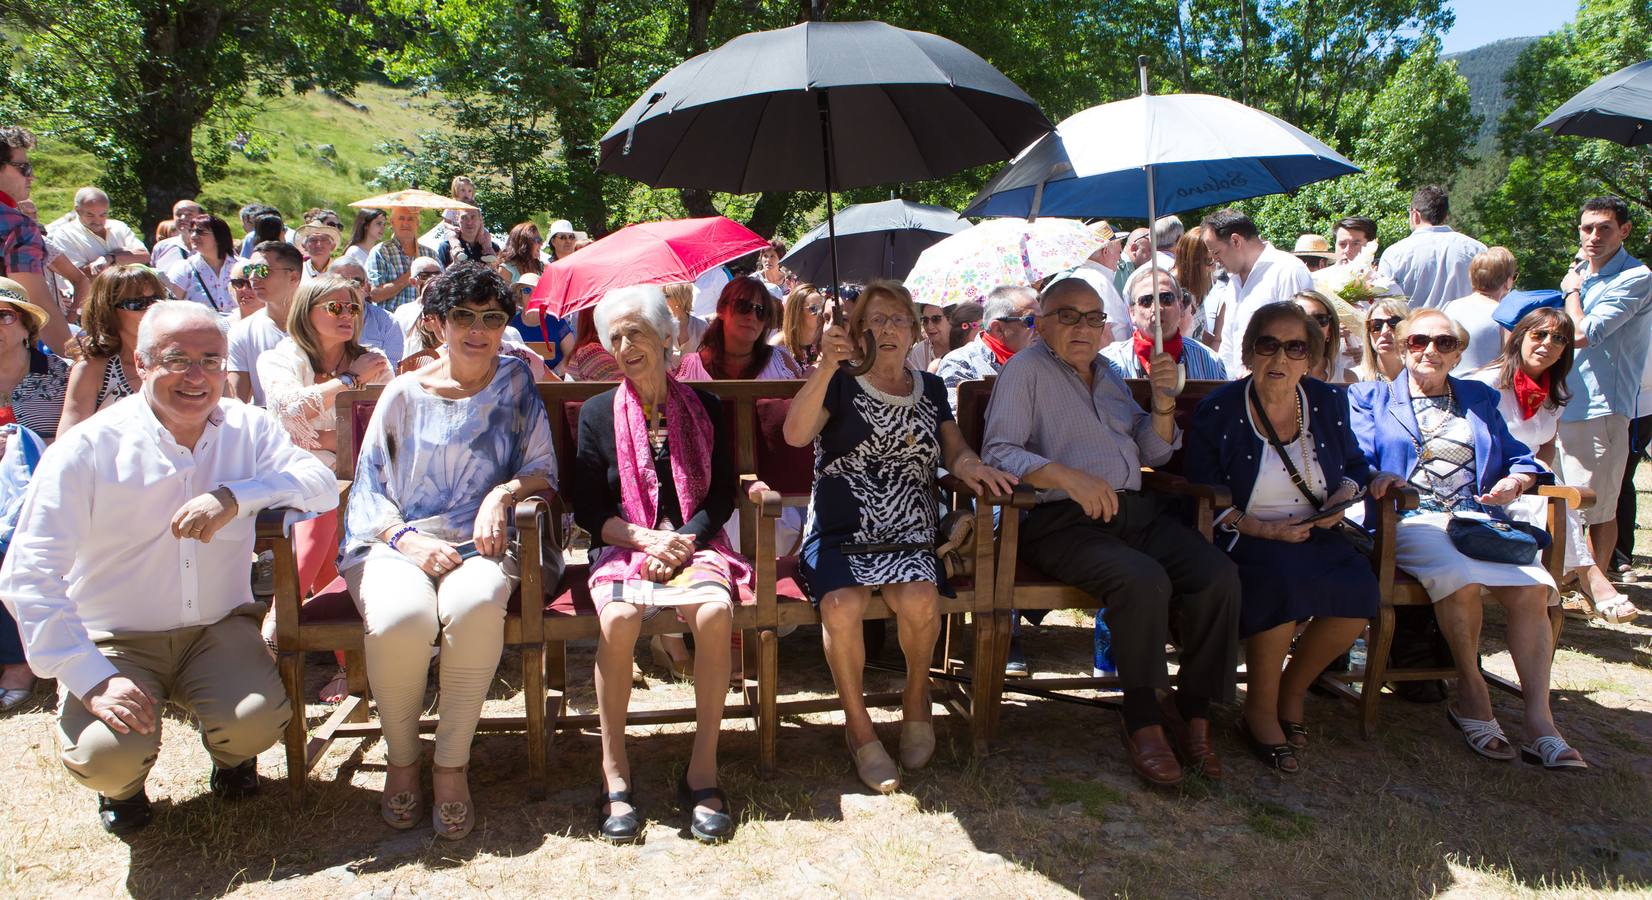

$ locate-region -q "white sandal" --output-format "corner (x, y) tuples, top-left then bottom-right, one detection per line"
(1520, 734), (1588, 770)
(1447, 706), (1516, 761)
(1595, 595), (1641, 625)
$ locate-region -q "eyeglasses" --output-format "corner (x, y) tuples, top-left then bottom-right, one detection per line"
(115, 295), (164, 312)
(1132, 291), (1179, 308)
(805, 303), (823, 316)
(1367, 316), (1403, 334)
(154, 354), (227, 374)
(0, 310), (19, 327)
(1528, 328), (1570, 346)
(1044, 308), (1107, 328)
(869, 313), (914, 330)
(321, 299), (363, 318)
(732, 299), (768, 318)
(229, 278), (250, 289)
(446, 307), (511, 330)
(190, 226), (212, 236)
(516, 285), (534, 295)
(1253, 335), (1311, 359)
(1406, 333), (1461, 354)
(995, 314), (1036, 329)
(1307, 312), (1333, 329)
(2, 159), (32, 178)
(413, 270), (438, 281)
(244, 263), (295, 280)
(920, 313), (947, 326)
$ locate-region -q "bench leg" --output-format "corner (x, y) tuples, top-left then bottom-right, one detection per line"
(758, 628), (779, 773)
(1361, 606), (1397, 740)
(522, 643), (547, 801)
(544, 640), (567, 761)
(969, 612), (995, 754)
(279, 651), (308, 803)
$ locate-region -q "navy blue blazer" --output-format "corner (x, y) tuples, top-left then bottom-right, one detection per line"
(1185, 376), (1373, 513)
(1347, 372), (1551, 502)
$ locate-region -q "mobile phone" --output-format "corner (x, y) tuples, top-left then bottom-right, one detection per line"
(1299, 495), (1362, 525)
(452, 540), (481, 560)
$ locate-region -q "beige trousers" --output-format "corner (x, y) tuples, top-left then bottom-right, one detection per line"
(57, 604), (290, 801)
(344, 553), (517, 768)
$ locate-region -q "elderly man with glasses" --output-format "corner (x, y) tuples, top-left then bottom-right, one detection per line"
(934, 284), (1040, 414)
(982, 277), (1241, 788)
(1100, 268), (1228, 381)
(0, 300), (335, 834)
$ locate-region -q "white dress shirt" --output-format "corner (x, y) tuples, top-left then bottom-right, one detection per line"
(1377, 225), (1488, 311)
(52, 218), (147, 270)
(0, 395), (337, 697)
(1219, 243), (1316, 373)
(1064, 261), (1133, 343)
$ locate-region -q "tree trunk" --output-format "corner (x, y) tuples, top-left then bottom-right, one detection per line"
(745, 191), (794, 239)
(1235, 0), (1250, 106)
(555, 0), (612, 236)
(675, 0), (720, 219)
(127, 4), (220, 238)
(1173, 0), (1192, 92)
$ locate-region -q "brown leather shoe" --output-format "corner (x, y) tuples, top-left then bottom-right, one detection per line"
(1158, 695), (1223, 781)
(1118, 718), (1183, 786)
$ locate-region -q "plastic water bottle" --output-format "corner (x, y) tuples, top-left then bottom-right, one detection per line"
(1348, 637), (1368, 672)
(1092, 615), (1117, 677)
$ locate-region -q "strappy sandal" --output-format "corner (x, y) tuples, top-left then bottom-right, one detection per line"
(1595, 595), (1641, 625)
(1520, 735), (1588, 770)
(1236, 718), (1298, 774)
(318, 666), (350, 704)
(431, 764), (474, 840)
(1447, 705), (1516, 761)
(378, 763), (421, 831)
(1278, 719), (1309, 750)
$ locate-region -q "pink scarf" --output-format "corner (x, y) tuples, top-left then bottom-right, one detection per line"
(587, 376), (752, 593)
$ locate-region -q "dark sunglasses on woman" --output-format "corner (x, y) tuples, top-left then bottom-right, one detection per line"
(1367, 315), (1403, 334)
(732, 298), (768, 319)
(1405, 334), (1461, 353)
(115, 295), (165, 312)
(1252, 335), (1311, 359)
(446, 307), (511, 330)
(1528, 328), (1570, 346)
(321, 300), (363, 318)
(1307, 312), (1333, 328)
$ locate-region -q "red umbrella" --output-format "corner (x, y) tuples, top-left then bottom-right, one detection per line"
(528, 216), (769, 317)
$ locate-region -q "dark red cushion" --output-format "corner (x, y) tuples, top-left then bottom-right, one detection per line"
(754, 398), (816, 496)
(297, 579), (361, 623)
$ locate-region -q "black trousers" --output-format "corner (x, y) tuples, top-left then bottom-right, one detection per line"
(1615, 414), (1652, 562)
(1019, 494), (1240, 704)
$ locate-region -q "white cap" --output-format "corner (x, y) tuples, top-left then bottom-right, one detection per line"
(549, 220), (575, 238)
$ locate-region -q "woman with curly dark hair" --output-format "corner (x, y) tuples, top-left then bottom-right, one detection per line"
(57, 264), (167, 435)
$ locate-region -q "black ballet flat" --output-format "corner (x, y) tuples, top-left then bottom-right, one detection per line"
(676, 776), (735, 844)
(595, 788), (643, 844)
(1236, 719), (1299, 774)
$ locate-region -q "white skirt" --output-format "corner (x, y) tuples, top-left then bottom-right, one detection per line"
(1393, 512), (1557, 603)
(1505, 494), (1593, 570)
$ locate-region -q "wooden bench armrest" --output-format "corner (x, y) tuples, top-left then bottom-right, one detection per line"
(1535, 483), (1594, 510)
(512, 496), (550, 640)
(937, 473), (1036, 509)
(256, 508), (306, 652)
(1141, 470), (1233, 509)
(739, 474), (784, 520)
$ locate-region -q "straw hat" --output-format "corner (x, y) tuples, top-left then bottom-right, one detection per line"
(1291, 234), (1336, 262)
(294, 222), (341, 247)
(0, 277), (53, 333)
(1090, 220), (1126, 244)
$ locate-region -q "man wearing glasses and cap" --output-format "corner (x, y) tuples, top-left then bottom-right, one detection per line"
(0, 300), (336, 834)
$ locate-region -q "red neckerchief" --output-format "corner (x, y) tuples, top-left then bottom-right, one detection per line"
(1132, 329), (1183, 373)
(1513, 368), (1549, 420)
(979, 331), (1015, 366)
(0, 190), (16, 209)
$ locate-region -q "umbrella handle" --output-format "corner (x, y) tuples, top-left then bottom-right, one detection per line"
(827, 300), (878, 375)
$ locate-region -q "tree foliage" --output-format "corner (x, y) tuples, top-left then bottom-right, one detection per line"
(1474, 0), (1652, 288)
(0, 0), (366, 234)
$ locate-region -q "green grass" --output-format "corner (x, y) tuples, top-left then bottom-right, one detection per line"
(27, 82), (448, 230)
(1243, 798), (1316, 841)
(1040, 775), (1123, 821)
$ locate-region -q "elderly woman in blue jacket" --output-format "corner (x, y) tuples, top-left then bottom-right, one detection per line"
(1188, 302), (1401, 774)
(1348, 307), (1584, 770)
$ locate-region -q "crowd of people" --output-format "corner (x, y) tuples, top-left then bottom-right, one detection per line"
(0, 121), (1644, 844)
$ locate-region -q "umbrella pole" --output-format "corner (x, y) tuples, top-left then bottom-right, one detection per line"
(819, 92), (873, 375)
(1139, 55), (1184, 393)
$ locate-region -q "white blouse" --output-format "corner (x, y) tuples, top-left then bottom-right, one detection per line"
(1245, 387), (1328, 522)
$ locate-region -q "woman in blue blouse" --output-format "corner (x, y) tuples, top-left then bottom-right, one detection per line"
(1350, 308), (1584, 770)
(1187, 302), (1401, 773)
(342, 262), (559, 838)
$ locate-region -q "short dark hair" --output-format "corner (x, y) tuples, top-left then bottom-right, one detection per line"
(1582, 196), (1631, 226)
(196, 215), (235, 258)
(1241, 301), (1324, 371)
(0, 126), (35, 167)
(1410, 186), (1449, 225)
(1334, 216), (1377, 241)
(422, 260), (516, 319)
(252, 240), (304, 270)
(1201, 208), (1259, 242)
(767, 237), (788, 257)
(253, 213), (285, 243)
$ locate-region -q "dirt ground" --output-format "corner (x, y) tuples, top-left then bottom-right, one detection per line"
(3, 509), (1652, 898)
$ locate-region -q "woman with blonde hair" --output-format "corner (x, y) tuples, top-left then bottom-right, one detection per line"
(663, 281), (708, 353)
(1293, 290), (1346, 382)
(1353, 296), (1409, 383)
(775, 282), (824, 367)
(58, 264), (166, 435)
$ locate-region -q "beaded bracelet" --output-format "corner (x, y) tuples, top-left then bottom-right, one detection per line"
(388, 524), (419, 551)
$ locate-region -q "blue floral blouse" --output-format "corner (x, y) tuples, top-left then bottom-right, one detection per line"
(340, 356), (556, 570)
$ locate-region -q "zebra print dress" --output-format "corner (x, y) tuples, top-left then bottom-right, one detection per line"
(799, 367), (951, 601)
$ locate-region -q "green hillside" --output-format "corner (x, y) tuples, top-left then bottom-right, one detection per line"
(1446, 36), (1539, 154)
(27, 82), (446, 232)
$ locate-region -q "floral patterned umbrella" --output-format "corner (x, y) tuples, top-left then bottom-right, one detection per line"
(904, 217), (1099, 308)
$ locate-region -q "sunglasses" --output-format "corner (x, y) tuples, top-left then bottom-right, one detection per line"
(1045, 308), (1107, 328)
(1367, 316), (1403, 334)
(995, 314), (1036, 329)
(413, 270), (438, 281)
(1405, 333), (1461, 354)
(516, 284), (534, 295)
(1528, 328), (1570, 346)
(920, 313), (947, 326)
(1132, 291), (1179, 308)
(805, 303), (823, 316)
(1307, 312), (1333, 328)
(229, 278), (250, 289)
(244, 263), (294, 280)
(446, 307), (511, 330)
(155, 354), (227, 375)
(116, 295), (164, 312)
(3, 159), (32, 177)
(190, 226), (212, 236)
(321, 299), (363, 318)
(1253, 335), (1311, 359)
(732, 299), (768, 318)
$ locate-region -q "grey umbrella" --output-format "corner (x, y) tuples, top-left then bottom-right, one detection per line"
(780, 199), (969, 286)
(1537, 59), (1652, 145)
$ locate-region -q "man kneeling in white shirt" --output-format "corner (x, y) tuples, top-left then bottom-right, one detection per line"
(0, 301), (337, 834)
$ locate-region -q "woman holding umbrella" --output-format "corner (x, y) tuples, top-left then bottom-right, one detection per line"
(783, 280), (1016, 793)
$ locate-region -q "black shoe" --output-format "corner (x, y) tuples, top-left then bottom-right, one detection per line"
(676, 776), (734, 843)
(1005, 637), (1029, 679)
(209, 759), (260, 800)
(595, 789), (643, 844)
(98, 791), (153, 835)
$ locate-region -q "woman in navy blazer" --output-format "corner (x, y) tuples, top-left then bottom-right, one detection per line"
(1347, 308), (1584, 770)
(1187, 302), (1401, 773)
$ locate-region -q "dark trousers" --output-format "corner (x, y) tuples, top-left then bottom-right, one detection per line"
(1615, 414), (1652, 562)
(1019, 494), (1240, 704)
(0, 604), (23, 666)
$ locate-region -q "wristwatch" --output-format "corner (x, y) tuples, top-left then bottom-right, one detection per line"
(337, 372), (359, 389)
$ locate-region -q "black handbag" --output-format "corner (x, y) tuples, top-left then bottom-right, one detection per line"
(1446, 513), (1550, 565)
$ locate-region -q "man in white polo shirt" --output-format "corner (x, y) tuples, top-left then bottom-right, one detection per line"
(1378, 186), (1487, 310)
(1201, 208), (1315, 374)
(52, 187), (149, 276)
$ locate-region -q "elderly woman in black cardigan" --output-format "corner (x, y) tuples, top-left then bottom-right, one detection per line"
(1186, 302), (1401, 774)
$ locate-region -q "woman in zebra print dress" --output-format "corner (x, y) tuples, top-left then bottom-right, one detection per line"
(784, 280), (1016, 794)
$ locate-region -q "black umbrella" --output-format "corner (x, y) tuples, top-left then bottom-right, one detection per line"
(599, 19), (1051, 320)
(780, 199), (969, 285)
(1537, 59), (1652, 146)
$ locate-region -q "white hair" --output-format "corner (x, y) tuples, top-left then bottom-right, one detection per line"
(73, 187), (109, 209)
(410, 256), (442, 275)
(982, 284), (1037, 325)
(594, 285), (678, 354)
(1152, 215), (1184, 250)
(1125, 264), (1183, 302)
(135, 301), (226, 364)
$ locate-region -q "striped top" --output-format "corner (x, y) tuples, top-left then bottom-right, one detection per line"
(7, 350), (69, 440)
